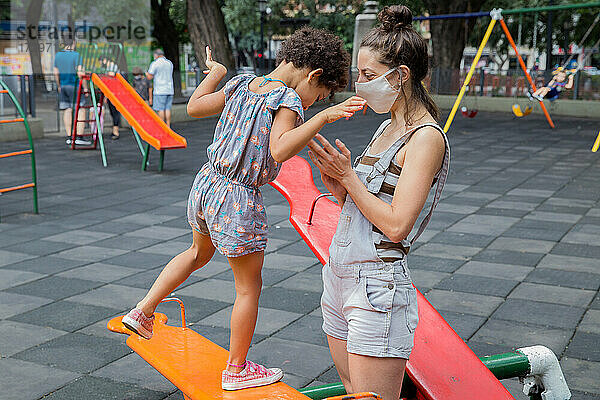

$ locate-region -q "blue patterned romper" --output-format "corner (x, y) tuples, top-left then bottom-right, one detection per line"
(187, 74), (304, 257)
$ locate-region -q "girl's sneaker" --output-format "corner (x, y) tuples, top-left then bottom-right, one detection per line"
(222, 360), (283, 390)
(121, 308), (154, 339)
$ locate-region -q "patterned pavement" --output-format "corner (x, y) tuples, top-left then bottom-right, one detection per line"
(0, 107), (599, 399)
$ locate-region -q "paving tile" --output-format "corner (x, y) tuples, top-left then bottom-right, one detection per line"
(249, 337), (333, 378)
(502, 226), (567, 241)
(435, 274), (519, 297)
(0, 291), (52, 319)
(275, 315), (328, 347)
(579, 310), (600, 335)
(471, 319), (572, 356)
(276, 240), (315, 256)
(175, 278), (236, 303)
(509, 282), (595, 308)
(0, 320), (67, 357)
(0, 249), (36, 267)
(93, 235), (163, 251)
(9, 300), (120, 332)
(413, 243), (482, 261)
(104, 251), (173, 269)
(263, 253), (319, 272)
(113, 212), (180, 226)
(471, 249), (544, 267)
(537, 254), (600, 274)
(507, 188), (555, 197)
(424, 289), (504, 317)
(190, 260), (230, 278)
(57, 263), (140, 283)
(407, 255), (465, 273)
(409, 269), (450, 292)
(429, 231), (496, 248)
(524, 211), (582, 223)
(565, 332), (600, 362)
(154, 295), (229, 325)
(92, 353), (177, 393)
(2, 256), (87, 274)
(455, 261), (532, 281)
(553, 242), (600, 259)
(13, 332), (131, 373)
(486, 200), (538, 211)
(560, 357), (600, 395)
(561, 231), (600, 246)
(137, 240), (190, 256)
(435, 202), (480, 214)
(437, 310), (486, 340)
(55, 245), (129, 262)
(0, 268), (45, 290)
(124, 226), (189, 240)
(448, 215), (519, 236)
(259, 287), (322, 314)
(525, 269), (600, 291)
(4, 276), (103, 300)
(492, 299), (585, 329)
(41, 375), (167, 400)
(466, 340), (513, 358)
(0, 240), (77, 257)
(44, 229), (116, 245)
(476, 207), (530, 218)
(488, 237), (556, 254)
(84, 221), (147, 235)
(0, 358), (79, 400)
(199, 305), (301, 336)
(275, 271), (323, 293)
(66, 284), (149, 311)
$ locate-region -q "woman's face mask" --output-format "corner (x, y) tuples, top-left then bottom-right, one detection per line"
(355, 68), (401, 114)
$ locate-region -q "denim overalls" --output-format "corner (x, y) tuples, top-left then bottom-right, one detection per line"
(321, 121), (450, 358)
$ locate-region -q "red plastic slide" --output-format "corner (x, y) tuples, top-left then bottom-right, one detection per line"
(91, 73), (187, 150)
(270, 156), (513, 400)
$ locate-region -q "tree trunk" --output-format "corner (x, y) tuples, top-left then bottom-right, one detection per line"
(423, 0), (485, 93)
(186, 0), (235, 74)
(26, 0), (46, 90)
(151, 0), (182, 96)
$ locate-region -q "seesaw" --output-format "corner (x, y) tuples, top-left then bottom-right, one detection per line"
(108, 156), (571, 400)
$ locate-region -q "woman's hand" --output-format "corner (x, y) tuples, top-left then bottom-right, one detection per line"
(203, 46), (227, 77)
(309, 152), (347, 205)
(317, 96), (366, 124)
(307, 134), (355, 185)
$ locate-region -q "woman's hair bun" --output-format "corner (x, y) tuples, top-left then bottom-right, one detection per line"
(378, 5), (413, 32)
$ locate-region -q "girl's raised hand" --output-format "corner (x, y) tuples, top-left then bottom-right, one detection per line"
(319, 96), (367, 124)
(203, 46), (227, 75)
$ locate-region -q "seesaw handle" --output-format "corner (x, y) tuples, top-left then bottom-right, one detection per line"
(160, 297), (186, 328)
(307, 193), (334, 225)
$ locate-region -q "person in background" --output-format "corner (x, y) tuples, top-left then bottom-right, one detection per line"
(100, 56), (122, 140)
(132, 66), (152, 106)
(53, 37), (91, 145)
(146, 49), (173, 127)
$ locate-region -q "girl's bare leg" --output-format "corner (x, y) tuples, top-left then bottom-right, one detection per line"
(226, 251), (264, 373)
(137, 230), (215, 317)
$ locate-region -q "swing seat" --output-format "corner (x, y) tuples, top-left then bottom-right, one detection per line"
(460, 106), (478, 118)
(512, 104), (532, 117)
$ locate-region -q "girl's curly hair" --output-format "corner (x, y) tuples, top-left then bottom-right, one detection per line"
(276, 27), (350, 92)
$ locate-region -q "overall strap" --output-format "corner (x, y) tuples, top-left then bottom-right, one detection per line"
(366, 123), (441, 181)
(353, 120), (392, 168)
(409, 125), (450, 245)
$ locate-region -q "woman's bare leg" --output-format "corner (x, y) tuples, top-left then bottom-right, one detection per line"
(226, 251), (264, 373)
(348, 353), (407, 400)
(327, 335), (353, 394)
(137, 230), (215, 317)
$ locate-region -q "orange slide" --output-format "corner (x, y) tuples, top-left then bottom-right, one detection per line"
(91, 73), (187, 150)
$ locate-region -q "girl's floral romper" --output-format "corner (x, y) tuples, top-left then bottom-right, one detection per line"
(187, 74), (304, 257)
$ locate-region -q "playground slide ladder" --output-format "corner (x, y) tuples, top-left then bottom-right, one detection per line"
(0, 79), (38, 222)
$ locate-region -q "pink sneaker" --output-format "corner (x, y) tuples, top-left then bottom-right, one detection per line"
(121, 308), (154, 339)
(221, 360), (283, 390)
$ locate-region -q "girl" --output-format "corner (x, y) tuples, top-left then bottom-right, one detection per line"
(307, 6), (450, 400)
(122, 27), (366, 391)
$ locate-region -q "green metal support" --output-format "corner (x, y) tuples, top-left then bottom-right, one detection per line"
(88, 79), (107, 167)
(298, 352), (532, 400)
(0, 79), (39, 220)
(131, 127), (146, 156)
(159, 150), (165, 172)
(142, 143), (151, 171)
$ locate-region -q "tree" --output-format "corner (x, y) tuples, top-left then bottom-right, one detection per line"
(151, 0), (184, 96)
(26, 0), (46, 89)
(187, 0), (235, 73)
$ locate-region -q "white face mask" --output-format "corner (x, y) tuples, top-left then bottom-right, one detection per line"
(355, 68), (401, 114)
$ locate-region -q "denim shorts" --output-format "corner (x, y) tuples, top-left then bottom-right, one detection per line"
(59, 85), (85, 110)
(152, 94), (173, 111)
(321, 260), (419, 359)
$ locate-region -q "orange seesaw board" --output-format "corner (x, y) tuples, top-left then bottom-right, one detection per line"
(108, 314), (310, 400)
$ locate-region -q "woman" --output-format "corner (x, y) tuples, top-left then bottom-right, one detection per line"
(307, 6), (450, 399)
